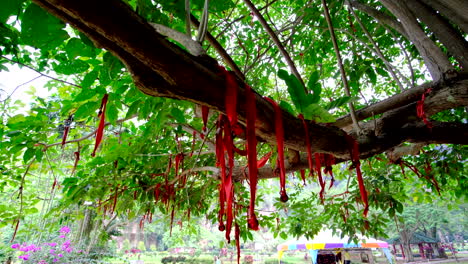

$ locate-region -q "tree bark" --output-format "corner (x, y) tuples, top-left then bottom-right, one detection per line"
(421, 0), (468, 34)
(347, 0), (408, 39)
(405, 0), (468, 71)
(379, 0), (454, 81)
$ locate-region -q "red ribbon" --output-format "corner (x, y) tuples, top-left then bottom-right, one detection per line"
(346, 134), (369, 217)
(264, 97), (288, 203)
(416, 88), (433, 129)
(91, 94), (109, 157)
(245, 85), (259, 230)
(298, 114), (315, 178)
(201, 105), (209, 138)
(315, 153), (325, 203)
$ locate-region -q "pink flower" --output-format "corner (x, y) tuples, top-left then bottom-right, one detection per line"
(48, 243), (57, 247)
(59, 226), (70, 234)
(18, 254), (30, 260)
(11, 243), (20, 249)
(58, 253), (63, 257)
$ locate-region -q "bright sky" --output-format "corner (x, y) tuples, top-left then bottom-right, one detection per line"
(0, 64), (52, 107)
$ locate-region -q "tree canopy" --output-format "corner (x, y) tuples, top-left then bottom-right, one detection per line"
(0, 0), (467, 247)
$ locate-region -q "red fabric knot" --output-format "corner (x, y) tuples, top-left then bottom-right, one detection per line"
(416, 88), (433, 129)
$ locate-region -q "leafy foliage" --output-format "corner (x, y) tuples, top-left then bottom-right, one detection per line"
(0, 0), (466, 253)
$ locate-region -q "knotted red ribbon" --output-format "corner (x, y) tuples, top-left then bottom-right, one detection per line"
(416, 88), (433, 129)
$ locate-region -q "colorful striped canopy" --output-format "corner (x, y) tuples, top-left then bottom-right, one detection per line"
(277, 241), (389, 251)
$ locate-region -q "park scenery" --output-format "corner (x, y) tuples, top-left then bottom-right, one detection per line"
(0, 0), (467, 263)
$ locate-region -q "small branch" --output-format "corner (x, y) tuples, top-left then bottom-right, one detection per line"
(190, 14), (245, 80)
(133, 151), (213, 157)
(1, 75), (42, 103)
(321, 0), (361, 131)
(348, 4), (406, 92)
(0, 55), (81, 88)
(37, 115), (137, 149)
(242, 0), (305, 89)
(168, 123), (215, 151)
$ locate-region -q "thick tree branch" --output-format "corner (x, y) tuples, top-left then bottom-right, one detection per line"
(405, 0), (468, 71)
(333, 75), (468, 129)
(421, 0), (468, 35)
(378, 0), (454, 81)
(346, 0), (408, 39)
(32, 0), (468, 165)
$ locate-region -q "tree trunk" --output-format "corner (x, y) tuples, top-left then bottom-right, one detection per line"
(378, 0), (454, 81)
(400, 228), (415, 262)
(405, 0), (468, 71)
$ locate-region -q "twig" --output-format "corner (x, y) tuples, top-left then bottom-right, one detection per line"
(321, 0), (361, 132)
(2, 75), (42, 103)
(242, 0), (305, 89)
(348, 5), (406, 92)
(0, 55), (81, 88)
(11, 158), (36, 242)
(190, 14), (245, 80)
(37, 115), (137, 149)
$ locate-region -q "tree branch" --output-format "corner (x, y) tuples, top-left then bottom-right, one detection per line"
(31, 0), (468, 164)
(321, 0), (361, 131)
(242, 0), (305, 88)
(189, 14), (245, 80)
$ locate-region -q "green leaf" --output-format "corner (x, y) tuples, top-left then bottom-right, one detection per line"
(74, 101), (100, 120)
(325, 96), (357, 110)
(21, 3), (69, 49)
(170, 107), (186, 123)
(277, 69), (308, 113)
(126, 100), (141, 119)
(303, 104), (336, 123)
(280, 231), (288, 240)
(53, 59), (89, 75)
(81, 70), (99, 89)
(279, 100), (296, 116)
(35, 148), (44, 162)
(366, 67), (377, 85)
(23, 147), (35, 162)
(0, 0), (24, 23)
(106, 102), (118, 125)
(73, 87), (97, 102)
(65, 38), (96, 59)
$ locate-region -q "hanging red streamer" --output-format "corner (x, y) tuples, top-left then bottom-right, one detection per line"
(91, 94), (109, 157)
(298, 114), (315, 178)
(201, 105), (209, 138)
(61, 116), (72, 147)
(315, 153), (325, 202)
(219, 66), (243, 135)
(345, 134), (369, 217)
(416, 88), (433, 129)
(264, 97), (288, 203)
(245, 84), (259, 230)
(300, 170), (306, 185)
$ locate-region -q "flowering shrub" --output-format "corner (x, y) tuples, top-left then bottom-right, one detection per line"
(10, 226), (90, 263)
